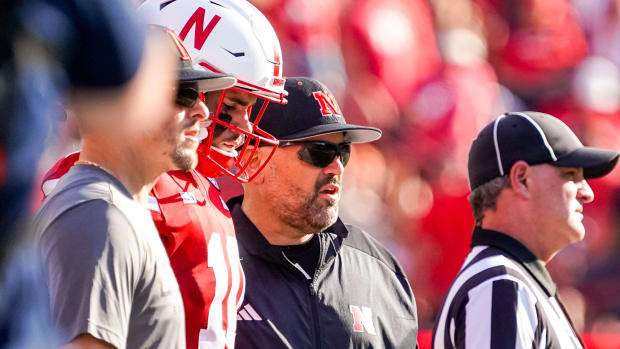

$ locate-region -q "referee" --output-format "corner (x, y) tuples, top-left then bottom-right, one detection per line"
(433, 112), (619, 348)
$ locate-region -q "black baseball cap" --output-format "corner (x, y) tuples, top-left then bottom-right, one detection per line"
(251, 77), (381, 143)
(468, 111), (620, 190)
(156, 26), (236, 92)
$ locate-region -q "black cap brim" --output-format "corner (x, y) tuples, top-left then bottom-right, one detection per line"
(178, 69), (236, 92)
(279, 123), (382, 143)
(554, 147), (620, 179)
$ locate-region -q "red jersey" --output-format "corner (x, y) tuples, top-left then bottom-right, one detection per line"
(41, 154), (245, 349)
(152, 170), (244, 349)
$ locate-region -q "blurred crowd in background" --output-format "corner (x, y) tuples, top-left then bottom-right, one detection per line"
(32, 0), (620, 336)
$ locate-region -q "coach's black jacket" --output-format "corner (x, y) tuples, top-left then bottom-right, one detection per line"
(228, 196), (418, 349)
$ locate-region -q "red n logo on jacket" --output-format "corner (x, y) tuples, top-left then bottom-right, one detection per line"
(349, 305), (376, 335)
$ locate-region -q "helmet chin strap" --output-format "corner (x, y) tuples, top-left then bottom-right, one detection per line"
(195, 143), (238, 178)
(210, 145), (238, 158)
(197, 120), (212, 141)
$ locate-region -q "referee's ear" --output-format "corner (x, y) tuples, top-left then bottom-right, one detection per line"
(509, 160), (531, 199)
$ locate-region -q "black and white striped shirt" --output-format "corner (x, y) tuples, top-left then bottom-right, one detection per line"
(432, 228), (584, 349)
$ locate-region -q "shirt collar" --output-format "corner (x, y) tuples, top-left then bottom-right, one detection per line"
(73, 164), (133, 199)
(471, 227), (557, 297)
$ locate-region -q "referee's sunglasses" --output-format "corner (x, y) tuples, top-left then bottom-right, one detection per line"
(174, 82), (205, 108)
(279, 141), (351, 168)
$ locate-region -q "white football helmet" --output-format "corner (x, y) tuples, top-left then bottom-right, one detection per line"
(138, 0), (286, 182)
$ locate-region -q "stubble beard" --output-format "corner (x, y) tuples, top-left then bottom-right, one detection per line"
(171, 146), (197, 172)
(168, 121), (198, 172)
(279, 175), (340, 234)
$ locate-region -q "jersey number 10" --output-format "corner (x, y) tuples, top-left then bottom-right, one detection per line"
(199, 232), (244, 349)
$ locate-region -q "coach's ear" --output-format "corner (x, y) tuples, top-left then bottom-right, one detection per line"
(243, 146), (271, 184)
(509, 160), (531, 200)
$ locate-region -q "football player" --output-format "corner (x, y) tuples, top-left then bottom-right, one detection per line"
(40, 1), (286, 348)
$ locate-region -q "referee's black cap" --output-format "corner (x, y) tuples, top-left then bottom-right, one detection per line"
(250, 77), (382, 144)
(468, 111), (620, 191)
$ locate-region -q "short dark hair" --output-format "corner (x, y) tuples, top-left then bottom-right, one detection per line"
(468, 176), (510, 226)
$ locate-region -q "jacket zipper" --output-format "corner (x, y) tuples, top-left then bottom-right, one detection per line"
(281, 251), (322, 348)
(308, 282), (321, 349)
(281, 235), (328, 349)
(308, 235), (329, 349)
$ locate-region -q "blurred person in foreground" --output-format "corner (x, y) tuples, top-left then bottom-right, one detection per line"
(33, 26), (236, 349)
(1, 0), (166, 347)
(0, 0), (62, 346)
(432, 111), (619, 348)
(41, 0), (287, 347)
(227, 77), (419, 348)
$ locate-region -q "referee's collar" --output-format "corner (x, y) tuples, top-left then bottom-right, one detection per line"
(471, 227), (557, 297)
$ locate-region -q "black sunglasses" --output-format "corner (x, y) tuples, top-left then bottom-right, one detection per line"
(280, 141), (351, 168)
(174, 82), (203, 108)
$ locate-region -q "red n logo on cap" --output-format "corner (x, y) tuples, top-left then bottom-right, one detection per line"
(179, 7), (221, 51)
(312, 91), (342, 117)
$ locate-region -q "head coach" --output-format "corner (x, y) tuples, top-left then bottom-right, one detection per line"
(227, 77), (419, 348)
(433, 111), (619, 349)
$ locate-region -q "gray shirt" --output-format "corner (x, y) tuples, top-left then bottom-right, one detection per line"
(33, 165), (185, 349)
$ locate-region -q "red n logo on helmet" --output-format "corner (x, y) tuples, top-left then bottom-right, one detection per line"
(312, 91), (342, 116)
(179, 7), (221, 51)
